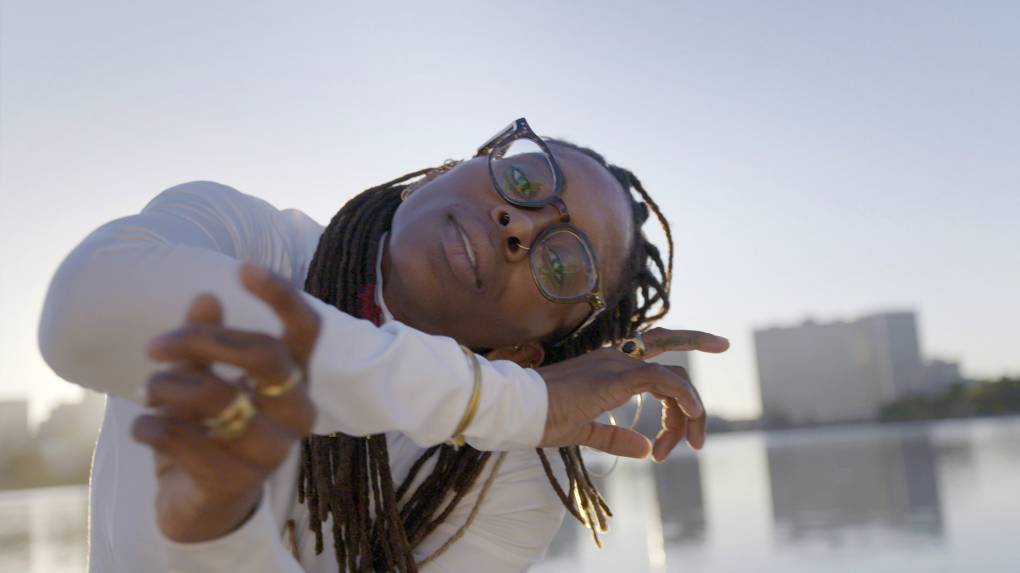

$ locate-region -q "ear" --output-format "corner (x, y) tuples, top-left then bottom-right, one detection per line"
(484, 342), (545, 369)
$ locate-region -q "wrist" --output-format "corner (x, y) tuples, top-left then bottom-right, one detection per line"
(160, 486), (263, 543)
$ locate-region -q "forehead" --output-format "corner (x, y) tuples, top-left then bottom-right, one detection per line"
(548, 143), (634, 288)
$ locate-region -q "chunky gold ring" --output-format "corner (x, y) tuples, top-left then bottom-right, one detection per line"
(204, 391), (256, 440)
(618, 335), (646, 360)
(256, 367), (303, 398)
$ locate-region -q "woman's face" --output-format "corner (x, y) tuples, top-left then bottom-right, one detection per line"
(382, 143), (634, 351)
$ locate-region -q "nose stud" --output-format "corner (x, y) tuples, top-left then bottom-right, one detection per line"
(499, 212), (511, 226)
(508, 237), (530, 252)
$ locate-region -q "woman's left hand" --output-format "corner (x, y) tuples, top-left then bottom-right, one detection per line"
(131, 264), (320, 543)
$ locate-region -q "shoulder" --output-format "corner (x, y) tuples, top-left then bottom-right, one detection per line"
(145, 181), (320, 232)
(144, 181), (325, 280)
(144, 180), (255, 216)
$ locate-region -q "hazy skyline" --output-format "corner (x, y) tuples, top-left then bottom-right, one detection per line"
(2, 1), (1018, 425)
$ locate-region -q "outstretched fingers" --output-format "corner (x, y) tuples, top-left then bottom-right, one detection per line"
(132, 415), (263, 484)
(640, 327), (730, 358)
(652, 395), (689, 461)
(182, 294), (223, 370)
(621, 363), (704, 420)
(239, 264), (320, 368)
(576, 422), (653, 459)
(148, 326), (295, 382)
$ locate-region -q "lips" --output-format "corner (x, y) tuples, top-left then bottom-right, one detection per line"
(440, 211), (495, 293)
(454, 222), (478, 272)
(441, 215), (482, 291)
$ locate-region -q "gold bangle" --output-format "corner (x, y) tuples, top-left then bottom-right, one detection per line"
(447, 345), (482, 448)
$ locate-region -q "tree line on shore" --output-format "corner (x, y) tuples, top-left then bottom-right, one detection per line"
(880, 376), (1020, 422)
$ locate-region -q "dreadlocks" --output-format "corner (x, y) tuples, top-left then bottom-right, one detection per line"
(299, 141), (673, 571)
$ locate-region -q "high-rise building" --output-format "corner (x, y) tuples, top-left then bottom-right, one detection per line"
(754, 311), (953, 426)
(859, 312), (925, 400)
(37, 391), (106, 480)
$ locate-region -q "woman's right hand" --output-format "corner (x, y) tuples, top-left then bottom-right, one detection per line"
(132, 265), (320, 543)
(537, 328), (728, 462)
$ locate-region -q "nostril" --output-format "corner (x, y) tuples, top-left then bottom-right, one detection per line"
(499, 212), (511, 226)
(508, 237), (530, 252)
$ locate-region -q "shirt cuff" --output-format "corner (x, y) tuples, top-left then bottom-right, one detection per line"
(306, 315), (548, 451)
(161, 488), (299, 573)
(464, 360), (548, 451)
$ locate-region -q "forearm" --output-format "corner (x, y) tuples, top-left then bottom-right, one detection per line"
(310, 319), (547, 449)
(38, 231), (271, 397)
(38, 182), (548, 450)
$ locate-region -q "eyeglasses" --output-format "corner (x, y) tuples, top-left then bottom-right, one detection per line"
(475, 118), (606, 342)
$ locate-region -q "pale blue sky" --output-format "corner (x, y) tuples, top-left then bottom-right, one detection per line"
(2, 1), (1018, 424)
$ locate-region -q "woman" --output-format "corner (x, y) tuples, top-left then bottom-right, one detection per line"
(39, 118), (728, 571)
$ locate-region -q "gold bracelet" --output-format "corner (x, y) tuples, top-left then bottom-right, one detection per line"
(447, 345), (482, 448)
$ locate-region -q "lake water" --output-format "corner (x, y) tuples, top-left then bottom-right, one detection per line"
(2, 417), (1018, 572)
(536, 416), (1020, 572)
(0, 485), (87, 573)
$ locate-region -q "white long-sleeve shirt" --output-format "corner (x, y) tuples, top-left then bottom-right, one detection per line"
(38, 181), (567, 572)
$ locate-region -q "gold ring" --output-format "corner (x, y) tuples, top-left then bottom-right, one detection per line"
(256, 367), (303, 398)
(204, 391), (256, 440)
(618, 335), (646, 360)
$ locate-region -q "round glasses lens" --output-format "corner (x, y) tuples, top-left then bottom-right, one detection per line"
(491, 138), (556, 203)
(530, 229), (597, 300)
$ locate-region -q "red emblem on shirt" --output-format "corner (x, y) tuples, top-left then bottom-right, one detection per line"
(357, 283), (383, 326)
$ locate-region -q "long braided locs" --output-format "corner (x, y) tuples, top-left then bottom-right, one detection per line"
(299, 141), (673, 571)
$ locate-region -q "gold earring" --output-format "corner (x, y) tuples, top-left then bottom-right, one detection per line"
(400, 159), (460, 202)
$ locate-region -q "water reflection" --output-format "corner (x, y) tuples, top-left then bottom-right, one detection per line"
(0, 486), (87, 573)
(5, 419), (1020, 572)
(0, 501), (30, 572)
(766, 430), (944, 544)
(653, 456), (705, 544)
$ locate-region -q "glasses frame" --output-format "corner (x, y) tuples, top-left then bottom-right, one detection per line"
(476, 118), (606, 342)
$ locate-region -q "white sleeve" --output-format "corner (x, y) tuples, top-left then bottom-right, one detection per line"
(161, 488), (304, 573)
(38, 181), (546, 450)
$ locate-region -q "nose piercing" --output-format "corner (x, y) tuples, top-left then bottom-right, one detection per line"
(508, 237), (531, 252)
